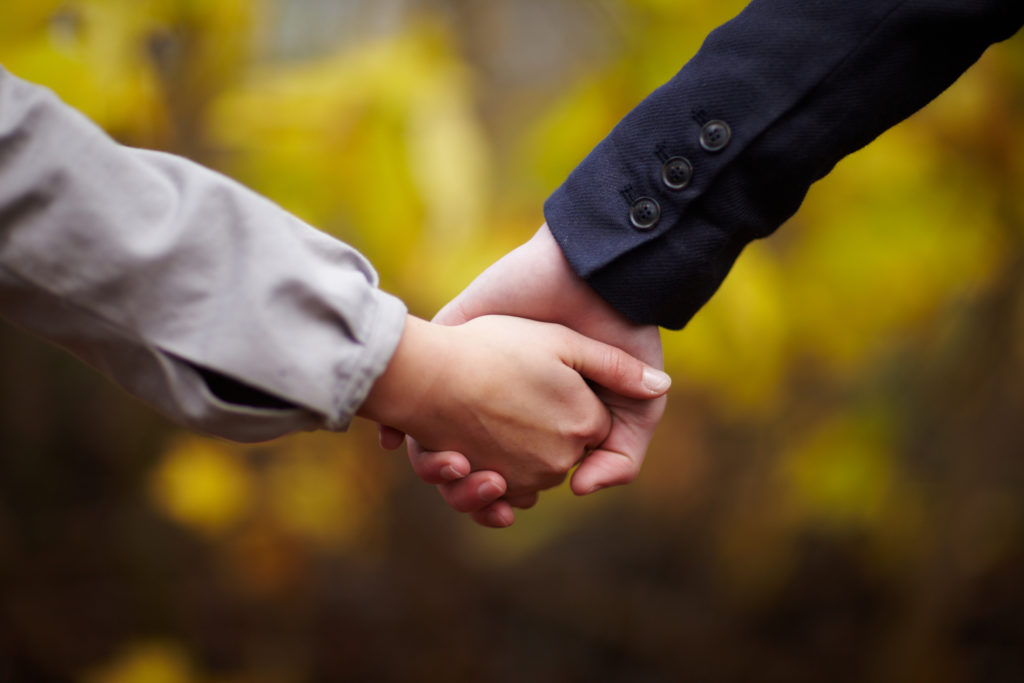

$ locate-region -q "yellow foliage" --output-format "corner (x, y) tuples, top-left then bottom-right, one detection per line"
(150, 437), (253, 537)
(265, 441), (370, 547)
(0, 0), (256, 145)
(147, 426), (394, 552)
(84, 640), (196, 683)
(205, 22), (491, 298)
(663, 242), (789, 416)
(781, 411), (897, 529)
(788, 125), (1003, 378)
(521, 75), (634, 189)
(0, 1), (164, 138)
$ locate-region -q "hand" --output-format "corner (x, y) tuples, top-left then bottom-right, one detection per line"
(386, 224), (667, 526)
(362, 314), (669, 498)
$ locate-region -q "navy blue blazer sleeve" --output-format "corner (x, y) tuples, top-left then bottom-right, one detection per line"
(544, 0), (1024, 329)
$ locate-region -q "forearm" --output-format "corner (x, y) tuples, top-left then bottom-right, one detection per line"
(545, 0), (1024, 328)
(0, 67), (406, 441)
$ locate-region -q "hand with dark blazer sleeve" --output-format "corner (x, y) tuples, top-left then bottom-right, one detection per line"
(546, 0), (1024, 328)
(421, 0), (1024, 526)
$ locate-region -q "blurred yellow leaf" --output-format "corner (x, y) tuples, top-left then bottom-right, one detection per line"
(406, 71), (491, 243)
(84, 640), (195, 683)
(150, 437), (253, 536)
(663, 242), (789, 416)
(782, 411), (896, 529)
(205, 21), (490, 296)
(218, 526), (308, 599)
(266, 448), (366, 546)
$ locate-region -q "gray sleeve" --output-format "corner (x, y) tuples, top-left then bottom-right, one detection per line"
(0, 67), (407, 442)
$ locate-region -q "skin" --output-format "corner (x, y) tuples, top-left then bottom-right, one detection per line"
(380, 224), (667, 527)
(360, 313), (670, 519)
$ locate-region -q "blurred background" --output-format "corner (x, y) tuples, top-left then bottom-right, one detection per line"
(1, 1), (1023, 681)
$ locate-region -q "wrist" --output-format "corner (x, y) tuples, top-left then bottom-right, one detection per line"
(533, 226), (663, 367)
(526, 224), (608, 324)
(533, 224), (645, 336)
(357, 315), (446, 432)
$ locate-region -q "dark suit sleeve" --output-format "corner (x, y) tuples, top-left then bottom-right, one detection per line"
(543, 0), (1024, 329)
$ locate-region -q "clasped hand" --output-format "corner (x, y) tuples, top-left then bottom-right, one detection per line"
(365, 224), (669, 527)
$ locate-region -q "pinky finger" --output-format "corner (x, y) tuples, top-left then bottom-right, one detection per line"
(504, 492), (539, 509)
(378, 425), (406, 450)
(470, 500), (516, 528)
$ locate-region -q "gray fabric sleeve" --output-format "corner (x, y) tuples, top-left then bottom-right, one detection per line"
(0, 67), (407, 442)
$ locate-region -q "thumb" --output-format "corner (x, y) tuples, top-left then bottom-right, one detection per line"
(567, 334), (671, 399)
(433, 296), (473, 326)
(571, 448), (638, 495)
(570, 387), (666, 495)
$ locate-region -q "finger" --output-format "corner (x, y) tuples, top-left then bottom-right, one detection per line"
(432, 296), (472, 326)
(438, 471), (507, 513)
(571, 448), (640, 495)
(470, 500), (515, 528)
(406, 438), (472, 484)
(504, 492), (539, 509)
(571, 392), (666, 495)
(566, 334), (671, 400)
(378, 425), (406, 450)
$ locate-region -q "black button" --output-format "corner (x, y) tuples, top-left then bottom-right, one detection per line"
(699, 120), (731, 152)
(629, 197), (660, 230)
(661, 156), (693, 190)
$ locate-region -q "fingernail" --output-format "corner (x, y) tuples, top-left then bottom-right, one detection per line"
(441, 465), (466, 481)
(477, 481), (504, 501)
(642, 367), (672, 394)
(487, 510), (512, 528)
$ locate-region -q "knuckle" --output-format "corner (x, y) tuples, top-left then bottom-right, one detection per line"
(538, 457), (570, 481)
(538, 469), (568, 491)
(565, 409), (610, 444)
(512, 465), (568, 496)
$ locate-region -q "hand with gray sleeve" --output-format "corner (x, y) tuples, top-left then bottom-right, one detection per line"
(0, 67), (669, 513)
